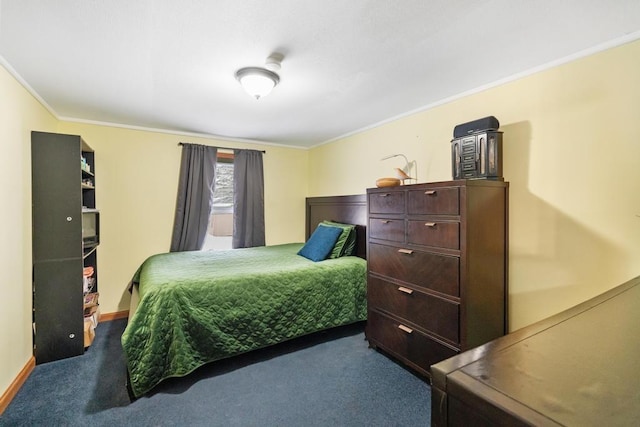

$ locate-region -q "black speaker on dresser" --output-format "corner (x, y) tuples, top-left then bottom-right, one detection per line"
(451, 116), (503, 180)
(453, 116), (500, 138)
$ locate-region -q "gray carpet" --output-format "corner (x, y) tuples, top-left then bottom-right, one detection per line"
(1, 319), (431, 426)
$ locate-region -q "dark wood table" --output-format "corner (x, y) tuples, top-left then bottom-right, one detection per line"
(431, 275), (640, 426)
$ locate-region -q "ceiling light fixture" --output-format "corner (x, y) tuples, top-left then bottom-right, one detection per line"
(265, 52), (284, 72)
(235, 54), (283, 100)
(235, 67), (280, 100)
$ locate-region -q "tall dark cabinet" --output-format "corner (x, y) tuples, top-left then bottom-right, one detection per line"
(365, 180), (508, 378)
(31, 131), (99, 364)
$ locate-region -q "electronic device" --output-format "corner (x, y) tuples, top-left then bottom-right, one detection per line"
(82, 209), (100, 247)
(451, 130), (503, 180)
(453, 116), (500, 138)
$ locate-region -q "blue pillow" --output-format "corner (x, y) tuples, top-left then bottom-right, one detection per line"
(297, 225), (343, 262)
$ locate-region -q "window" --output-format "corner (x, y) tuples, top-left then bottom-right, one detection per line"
(202, 152), (234, 250)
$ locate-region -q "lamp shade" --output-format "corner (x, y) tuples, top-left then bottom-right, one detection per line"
(235, 67), (280, 99)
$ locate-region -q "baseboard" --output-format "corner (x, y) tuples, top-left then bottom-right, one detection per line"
(0, 356), (35, 416)
(1, 312), (128, 415)
(99, 310), (129, 322)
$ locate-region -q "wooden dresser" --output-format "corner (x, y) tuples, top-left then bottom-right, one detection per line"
(431, 275), (640, 426)
(365, 180), (509, 378)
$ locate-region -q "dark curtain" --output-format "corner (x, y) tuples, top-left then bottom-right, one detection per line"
(170, 144), (217, 252)
(232, 149), (265, 248)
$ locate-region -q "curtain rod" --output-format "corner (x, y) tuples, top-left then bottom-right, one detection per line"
(178, 142), (265, 153)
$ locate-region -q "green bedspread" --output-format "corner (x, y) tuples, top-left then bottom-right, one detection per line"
(122, 243), (367, 397)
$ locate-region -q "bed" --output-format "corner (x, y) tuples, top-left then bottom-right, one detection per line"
(122, 195), (367, 398)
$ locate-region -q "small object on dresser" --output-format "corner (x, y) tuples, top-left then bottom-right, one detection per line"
(451, 116), (503, 180)
(375, 177), (401, 187)
(394, 168), (413, 184)
(453, 116), (500, 138)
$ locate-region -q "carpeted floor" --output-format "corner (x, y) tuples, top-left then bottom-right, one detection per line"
(1, 319), (431, 426)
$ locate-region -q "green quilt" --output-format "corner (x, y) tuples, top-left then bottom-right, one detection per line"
(122, 243), (367, 397)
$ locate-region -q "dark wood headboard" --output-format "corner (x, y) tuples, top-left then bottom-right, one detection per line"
(305, 194), (367, 259)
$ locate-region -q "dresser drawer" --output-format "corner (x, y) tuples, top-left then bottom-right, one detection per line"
(407, 219), (460, 250)
(369, 243), (460, 297)
(407, 187), (459, 215)
(368, 275), (460, 343)
(366, 310), (459, 374)
(369, 217), (404, 242)
(369, 191), (405, 214)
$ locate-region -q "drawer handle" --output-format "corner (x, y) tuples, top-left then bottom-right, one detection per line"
(398, 249), (413, 255)
(424, 190), (437, 195)
(379, 193), (391, 197)
(381, 220), (391, 224)
(398, 286), (414, 295)
(398, 324), (413, 334)
(424, 222), (436, 227)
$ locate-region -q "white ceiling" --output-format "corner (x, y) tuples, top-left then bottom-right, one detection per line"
(1, 1), (640, 148)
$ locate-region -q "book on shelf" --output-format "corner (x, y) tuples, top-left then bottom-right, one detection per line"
(83, 292), (99, 316)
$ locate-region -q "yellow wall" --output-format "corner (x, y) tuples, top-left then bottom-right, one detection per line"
(57, 122), (309, 314)
(309, 39), (640, 330)
(0, 64), (57, 396)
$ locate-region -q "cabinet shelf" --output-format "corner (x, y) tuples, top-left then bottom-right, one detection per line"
(83, 245), (98, 259)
